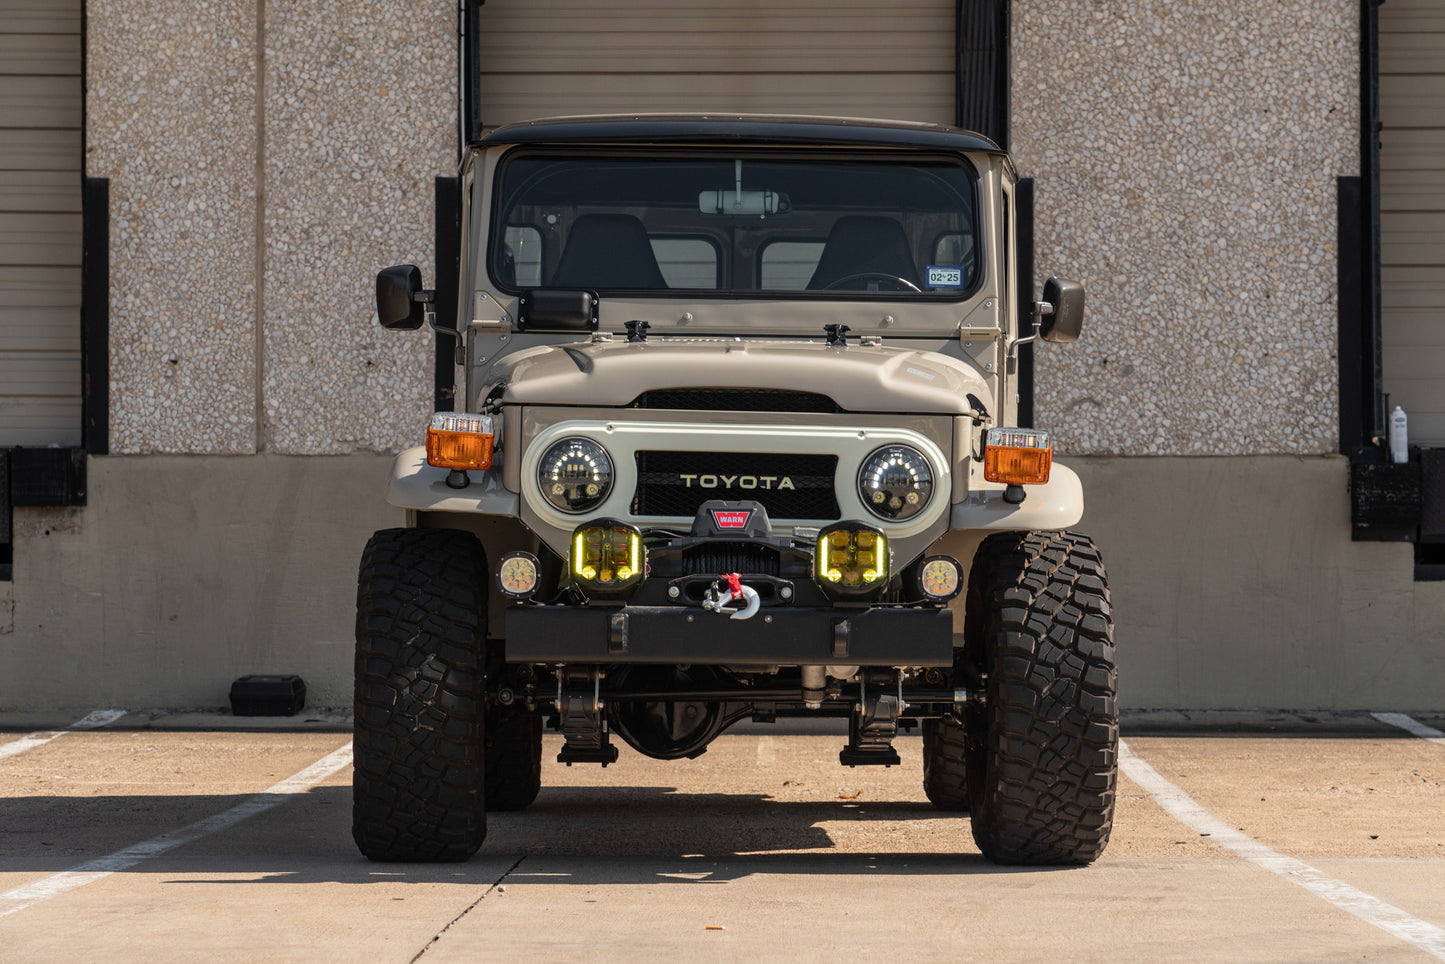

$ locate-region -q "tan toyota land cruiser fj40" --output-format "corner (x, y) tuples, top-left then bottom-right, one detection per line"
(355, 114), (1116, 866)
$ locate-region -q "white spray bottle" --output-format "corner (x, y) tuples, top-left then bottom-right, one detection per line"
(1389, 405), (1409, 464)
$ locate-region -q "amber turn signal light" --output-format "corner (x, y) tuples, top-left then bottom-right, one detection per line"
(983, 428), (1052, 485)
(426, 413), (495, 471)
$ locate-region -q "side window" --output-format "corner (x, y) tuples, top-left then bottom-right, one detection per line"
(503, 225), (543, 287)
(760, 241), (824, 290)
(650, 237), (718, 289)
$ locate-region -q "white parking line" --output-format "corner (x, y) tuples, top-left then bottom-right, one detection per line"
(1372, 712), (1445, 746)
(0, 709), (127, 761)
(0, 740), (353, 918)
(1120, 739), (1445, 961)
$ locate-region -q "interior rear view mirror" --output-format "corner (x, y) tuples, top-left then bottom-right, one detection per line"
(698, 190), (789, 216)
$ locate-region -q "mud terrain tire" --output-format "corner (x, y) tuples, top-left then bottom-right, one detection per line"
(963, 530), (1117, 865)
(485, 710), (542, 811)
(353, 527), (488, 862)
(921, 717), (970, 811)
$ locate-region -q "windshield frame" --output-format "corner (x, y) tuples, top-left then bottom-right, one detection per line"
(485, 145), (984, 304)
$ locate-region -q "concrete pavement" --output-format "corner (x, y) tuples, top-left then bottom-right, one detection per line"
(1, 711), (1443, 961)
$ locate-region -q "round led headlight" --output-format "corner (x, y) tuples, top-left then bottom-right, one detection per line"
(537, 437), (614, 514)
(857, 444), (934, 521)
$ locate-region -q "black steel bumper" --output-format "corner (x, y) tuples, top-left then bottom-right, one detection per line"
(505, 604), (953, 665)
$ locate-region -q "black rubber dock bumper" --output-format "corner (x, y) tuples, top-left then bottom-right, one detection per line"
(505, 605), (953, 664)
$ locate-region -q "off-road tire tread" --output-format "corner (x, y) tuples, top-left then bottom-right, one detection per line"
(353, 527), (488, 862)
(921, 716), (969, 811)
(966, 529), (1117, 865)
(485, 711), (543, 811)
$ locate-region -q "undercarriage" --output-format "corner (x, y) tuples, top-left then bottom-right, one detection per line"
(498, 662), (976, 768)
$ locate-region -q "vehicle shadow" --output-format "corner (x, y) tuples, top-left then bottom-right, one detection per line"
(0, 784), (1083, 885)
(486, 785), (955, 859)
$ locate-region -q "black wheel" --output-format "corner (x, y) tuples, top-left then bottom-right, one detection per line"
(485, 709), (542, 811)
(921, 716), (969, 812)
(353, 527), (488, 862)
(963, 530), (1117, 865)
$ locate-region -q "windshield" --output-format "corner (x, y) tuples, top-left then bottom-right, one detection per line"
(489, 150), (980, 299)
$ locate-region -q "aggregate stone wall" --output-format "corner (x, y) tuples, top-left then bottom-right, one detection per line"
(86, 2), (260, 454)
(87, 1), (453, 455)
(1012, 1), (1359, 456)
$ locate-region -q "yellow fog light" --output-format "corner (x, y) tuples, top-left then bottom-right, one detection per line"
(983, 428), (1052, 485)
(570, 520), (644, 597)
(814, 523), (889, 599)
(426, 412), (495, 470)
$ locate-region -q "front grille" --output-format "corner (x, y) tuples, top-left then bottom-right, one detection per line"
(633, 451), (840, 520)
(631, 388), (842, 413)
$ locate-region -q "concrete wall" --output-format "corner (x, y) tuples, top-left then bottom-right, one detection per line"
(2, 454), (1440, 712)
(0, 456), (401, 710)
(1074, 457), (1445, 710)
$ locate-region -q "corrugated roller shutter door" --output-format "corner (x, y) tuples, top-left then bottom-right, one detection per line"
(1381, 0), (1445, 445)
(0, 0), (82, 447)
(476, 0), (956, 128)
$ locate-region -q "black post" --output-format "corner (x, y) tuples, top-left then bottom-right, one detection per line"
(1357, 0), (1385, 448)
(1016, 177), (1035, 428)
(82, 177), (110, 456)
(459, 0), (484, 149)
(434, 177), (463, 413)
(955, 0), (1010, 148)
(1338, 176), (1367, 456)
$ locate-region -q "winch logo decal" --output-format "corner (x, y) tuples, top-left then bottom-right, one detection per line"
(712, 510), (752, 529)
(677, 474), (795, 490)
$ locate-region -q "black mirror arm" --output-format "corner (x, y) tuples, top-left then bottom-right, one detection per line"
(1006, 300), (1051, 364)
(1003, 300), (1056, 374)
(419, 289), (466, 366)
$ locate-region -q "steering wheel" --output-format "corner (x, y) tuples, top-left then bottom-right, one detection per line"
(822, 272), (922, 292)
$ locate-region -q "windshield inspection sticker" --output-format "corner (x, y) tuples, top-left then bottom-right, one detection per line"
(926, 265), (964, 289)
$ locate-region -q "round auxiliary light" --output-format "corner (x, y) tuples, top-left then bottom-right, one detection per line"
(497, 551), (541, 600)
(915, 555), (962, 602)
(857, 444), (934, 521)
(537, 436), (614, 514)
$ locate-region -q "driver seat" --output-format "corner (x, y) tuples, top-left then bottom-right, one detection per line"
(551, 213), (668, 289)
(806, 215), (921, 290)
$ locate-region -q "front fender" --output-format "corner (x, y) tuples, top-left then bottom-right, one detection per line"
(949, 462), (1083, 531)
(386, 446), (520, 516)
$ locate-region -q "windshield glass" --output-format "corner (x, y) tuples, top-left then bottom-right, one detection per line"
(490, 150), (980, 299)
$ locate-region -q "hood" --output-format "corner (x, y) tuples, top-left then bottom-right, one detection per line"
(493, 338), (990, 414)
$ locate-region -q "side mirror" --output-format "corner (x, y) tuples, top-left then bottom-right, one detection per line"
(1039, 277), (1085, 343)
(376, 264), (428, 330)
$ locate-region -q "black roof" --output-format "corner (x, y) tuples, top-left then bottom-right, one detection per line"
(479, 114), (1003, 154)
